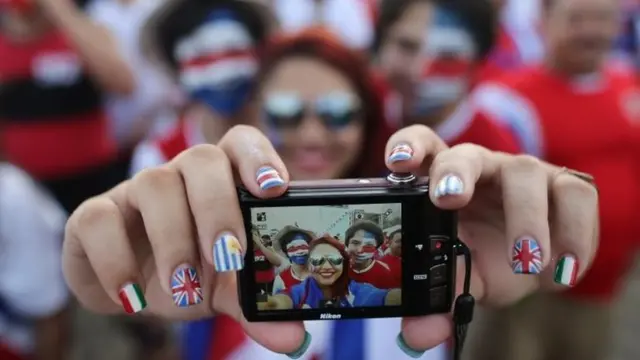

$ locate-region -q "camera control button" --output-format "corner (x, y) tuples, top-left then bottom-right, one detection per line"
(429, 286), (448, 308)
(430, 264), (447, 287)
(386, 172), (416, 185)
(429, 235), (448, 253)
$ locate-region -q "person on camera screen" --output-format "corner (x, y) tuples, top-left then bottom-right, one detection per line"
(272, 226), (315, 294)
(251, 226), (283, 295)
(260, 236), (401, 309)
(345, 221), (396, 289)
(379, 229), (402, 288)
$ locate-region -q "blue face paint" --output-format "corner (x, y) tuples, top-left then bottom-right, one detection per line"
(286, 234), (310, 265)
(176, 8), (257, 118)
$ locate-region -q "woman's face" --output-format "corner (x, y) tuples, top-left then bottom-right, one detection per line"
(308, 243), (344, 287)
(258, 57), (365, 180)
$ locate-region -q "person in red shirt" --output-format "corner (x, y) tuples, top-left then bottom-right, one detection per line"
(344, 220), (396, 289)
(252, 228), (284, 297)
(371, 0), (520, 153)
(272, 226), (316, 294)
(379, 230), (402, 288)
(462, 0), (640, 359)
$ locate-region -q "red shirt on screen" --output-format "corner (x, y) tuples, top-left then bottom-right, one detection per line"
(379, 254), (402, 288)
(466, 64), (640, 301)
(274, 266), (305, 292)
(349, 259), (395, 289)
(253, 249), (276, 284)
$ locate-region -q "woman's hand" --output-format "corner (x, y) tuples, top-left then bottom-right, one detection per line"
(384, 125), (599, 353)
(63, 126), (303, 354)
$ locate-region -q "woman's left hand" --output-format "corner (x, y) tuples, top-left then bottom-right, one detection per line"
(384, 125), (599, 353)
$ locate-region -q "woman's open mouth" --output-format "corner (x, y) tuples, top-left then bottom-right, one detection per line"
(319, 271), (335, 278)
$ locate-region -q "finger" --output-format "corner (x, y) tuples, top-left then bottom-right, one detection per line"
(385, 124), (448, 174)
(427, 144), (496, 209)
(547, 171), (599, 288)
(501, 155), (551, 273)
(64, 197), (146, 314)
(170, 144), (246, 273)
(213, 273), (309, 356)
(219, 125), (289, 198)
(128, 166), (204, 308)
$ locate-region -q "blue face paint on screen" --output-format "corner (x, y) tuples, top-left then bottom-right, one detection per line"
(287, 234), (310, 265)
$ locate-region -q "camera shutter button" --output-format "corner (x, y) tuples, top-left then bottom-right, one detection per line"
(386, 172), (416, 185)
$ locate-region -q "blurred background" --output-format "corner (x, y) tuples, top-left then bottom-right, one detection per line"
(0, 0), (639, 359)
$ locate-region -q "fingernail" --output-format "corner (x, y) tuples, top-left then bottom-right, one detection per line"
(171, 264), (203, 308)
(388, 143), (414, 163)
(434, 174), (464, 198)
(286, 331), (312, 359)
(512, 237), (543, 275)
(554, 254), (579, 287)
(213, 233), (244, 272)
(256, 166), (285, 190)
(118, 282), (147, 314)
(396, 333), (426, 358)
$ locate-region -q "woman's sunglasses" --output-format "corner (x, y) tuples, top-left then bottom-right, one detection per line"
(309, 255), (344, 267)
(263, 91), (362, 129)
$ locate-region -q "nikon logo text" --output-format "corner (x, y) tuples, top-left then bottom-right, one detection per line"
(319, 313), (342, 320)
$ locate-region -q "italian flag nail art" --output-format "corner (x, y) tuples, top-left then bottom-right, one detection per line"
(118, 283), (147, 314)
(554, 256), (579, 287)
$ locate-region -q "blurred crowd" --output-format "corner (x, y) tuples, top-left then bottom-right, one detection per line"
(0, 0), (639, 359)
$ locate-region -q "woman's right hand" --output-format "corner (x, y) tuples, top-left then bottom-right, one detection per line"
(63, 125), (304, 354)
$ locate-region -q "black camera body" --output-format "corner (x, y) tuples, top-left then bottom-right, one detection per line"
(238, 173), (457, 322)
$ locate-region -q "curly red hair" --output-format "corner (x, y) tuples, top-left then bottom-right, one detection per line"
(257, 27), (393, 178)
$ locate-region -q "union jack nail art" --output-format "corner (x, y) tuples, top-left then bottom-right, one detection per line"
(512, 237), (543, 274)
(388, 143), (414, 163)
(256, 166), (285, 190)
(171, 265), (203, 308)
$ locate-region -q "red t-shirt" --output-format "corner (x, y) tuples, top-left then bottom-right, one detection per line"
(467, 65), (640, 301)
(379, 254), (402, 288)
(349, 260), (395, 289)
(275, 266), (305, 292)
(253, 249), (276, 284)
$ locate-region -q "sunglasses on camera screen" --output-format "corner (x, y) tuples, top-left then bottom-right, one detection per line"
(309, 255), (344, 267)
(263, 91), (362, 129)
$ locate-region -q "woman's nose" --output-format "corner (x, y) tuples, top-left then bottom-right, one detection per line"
(296, 115), (330, 143)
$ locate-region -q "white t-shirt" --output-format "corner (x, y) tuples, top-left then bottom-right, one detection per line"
(88, 0), (180, 146)
(0, 164), (69, 354)
(273, 0), (376, 50)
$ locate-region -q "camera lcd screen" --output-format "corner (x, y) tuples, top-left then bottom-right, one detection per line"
(250, 203), (402, 311)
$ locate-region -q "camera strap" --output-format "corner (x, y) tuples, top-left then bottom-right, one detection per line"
(451, 240), (474, 360)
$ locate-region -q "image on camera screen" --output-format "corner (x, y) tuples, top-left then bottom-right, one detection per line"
(250, 203), (402, 311)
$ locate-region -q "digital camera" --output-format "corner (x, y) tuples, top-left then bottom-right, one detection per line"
(237, 173), (458, 321)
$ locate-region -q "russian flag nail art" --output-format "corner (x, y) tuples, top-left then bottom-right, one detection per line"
(388, 143), (414, 163)
(256, 166), (285, 190)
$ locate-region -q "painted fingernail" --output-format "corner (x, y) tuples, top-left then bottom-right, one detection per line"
(256, 166), (285, 190)
(434, 174), (464, 198)
(213, 232), (244, 272)
(512, 237), (543, 274)
(396, 333), (426, 358)
(118, 282), (147, 314)
(286, 331), (312, 359)
(171, 265), (203, 308)
(388, 143), (414, 163)
(554, 254), (579, 287)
